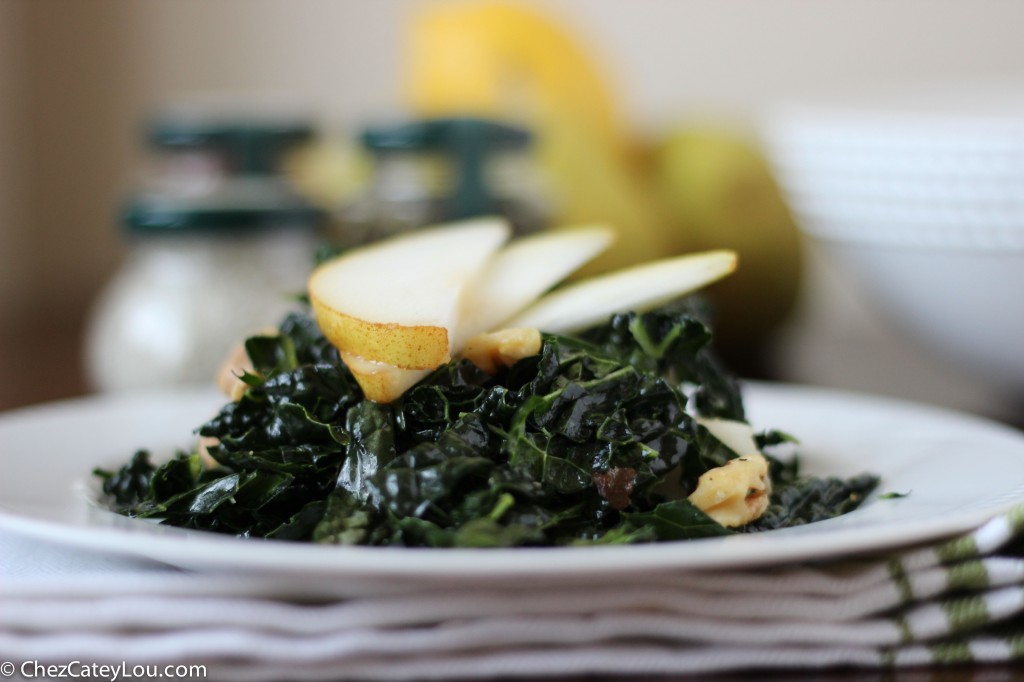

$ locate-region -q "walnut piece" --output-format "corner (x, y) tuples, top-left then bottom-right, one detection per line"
(214, 327), (277, 401)
(688, 452), (771, 527)
(460, 328), (542, 374)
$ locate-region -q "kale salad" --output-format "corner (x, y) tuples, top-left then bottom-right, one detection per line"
(95, 304), (878, 548)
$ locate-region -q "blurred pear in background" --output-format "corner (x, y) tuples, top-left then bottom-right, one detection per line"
(279, 1), (806, 375)
(285, 137), (371, 211)
(401, 1), (803, 375)
(405, 1), (675, 275)
(650, 125), (804, 371)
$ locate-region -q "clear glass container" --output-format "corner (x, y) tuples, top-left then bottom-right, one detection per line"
(87, 106), (324, 392)
(86, 229), (314, 391)
(334, 151), (448, 246)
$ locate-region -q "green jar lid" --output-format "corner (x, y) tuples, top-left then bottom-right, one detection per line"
(122, 181), (323, 235)
(361, 118), (533, 219)
(360, 117), (531, 152)
(148, 119), (315, 175)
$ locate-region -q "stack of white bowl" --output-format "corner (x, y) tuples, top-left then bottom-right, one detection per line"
(761, 84), (1024, 394)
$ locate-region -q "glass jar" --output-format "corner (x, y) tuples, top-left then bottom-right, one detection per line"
(85, 183), (322, 392)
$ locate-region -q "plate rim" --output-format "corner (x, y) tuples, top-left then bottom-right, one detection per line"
(2, 382), (1024, 578)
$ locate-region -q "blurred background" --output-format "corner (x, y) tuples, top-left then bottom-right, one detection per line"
(2, 0), (1023, 420)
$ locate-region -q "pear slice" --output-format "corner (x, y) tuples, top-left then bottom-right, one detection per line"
(454, 225), (615, 347)
(309, 218), (510, 369)
(697, 417), (759, 457)
(506, 250), (737, 334)
(340, 351), (431, 404)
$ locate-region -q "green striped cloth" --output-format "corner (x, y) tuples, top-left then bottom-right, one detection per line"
(4, 504), (1024, 679)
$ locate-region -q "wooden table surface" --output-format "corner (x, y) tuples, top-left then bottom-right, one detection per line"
(0, 314), (91, 412)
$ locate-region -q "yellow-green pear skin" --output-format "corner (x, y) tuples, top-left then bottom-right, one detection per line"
(653, 126), (804, 349)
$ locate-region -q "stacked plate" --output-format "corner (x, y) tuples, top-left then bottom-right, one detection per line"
(760, 83), (1024, 393)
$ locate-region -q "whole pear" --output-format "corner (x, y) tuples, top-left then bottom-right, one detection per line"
(653, 125), (804, 371)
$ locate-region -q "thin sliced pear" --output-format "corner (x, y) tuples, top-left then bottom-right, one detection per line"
(309, 218), (510, 369)
(340, 351), (431, 404)
(454, 225), (615, 347)
(506, 250), (737, 334)
(697, 417), (759, 457)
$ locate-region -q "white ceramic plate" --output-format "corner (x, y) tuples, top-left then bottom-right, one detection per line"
(2, 383), (1024, 586)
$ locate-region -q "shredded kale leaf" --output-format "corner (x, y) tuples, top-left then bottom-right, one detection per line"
(95, 305), (878, 547)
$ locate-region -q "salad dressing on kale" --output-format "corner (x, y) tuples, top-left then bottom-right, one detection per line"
(95, 306), (877, 547)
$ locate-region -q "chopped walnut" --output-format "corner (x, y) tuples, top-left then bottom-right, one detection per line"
(688, 452), (771, 527)
(461, 327), (542, 374)
(196, 435), (220, 470)
(215, 327), (277, 401)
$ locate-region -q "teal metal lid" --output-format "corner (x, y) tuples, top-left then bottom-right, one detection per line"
(148, 119), (314, 175)
(361, 118), (532, 218)
(361, 118), (530, 152)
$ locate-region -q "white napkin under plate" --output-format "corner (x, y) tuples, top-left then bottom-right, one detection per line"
(3, 505), (1024, 680)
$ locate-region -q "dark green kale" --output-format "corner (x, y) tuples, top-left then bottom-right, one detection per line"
(93, 450), (156, 512)
(744, 473), (881, 532)
(95, 307), (877, 547)
(580, 305), (745, 420)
